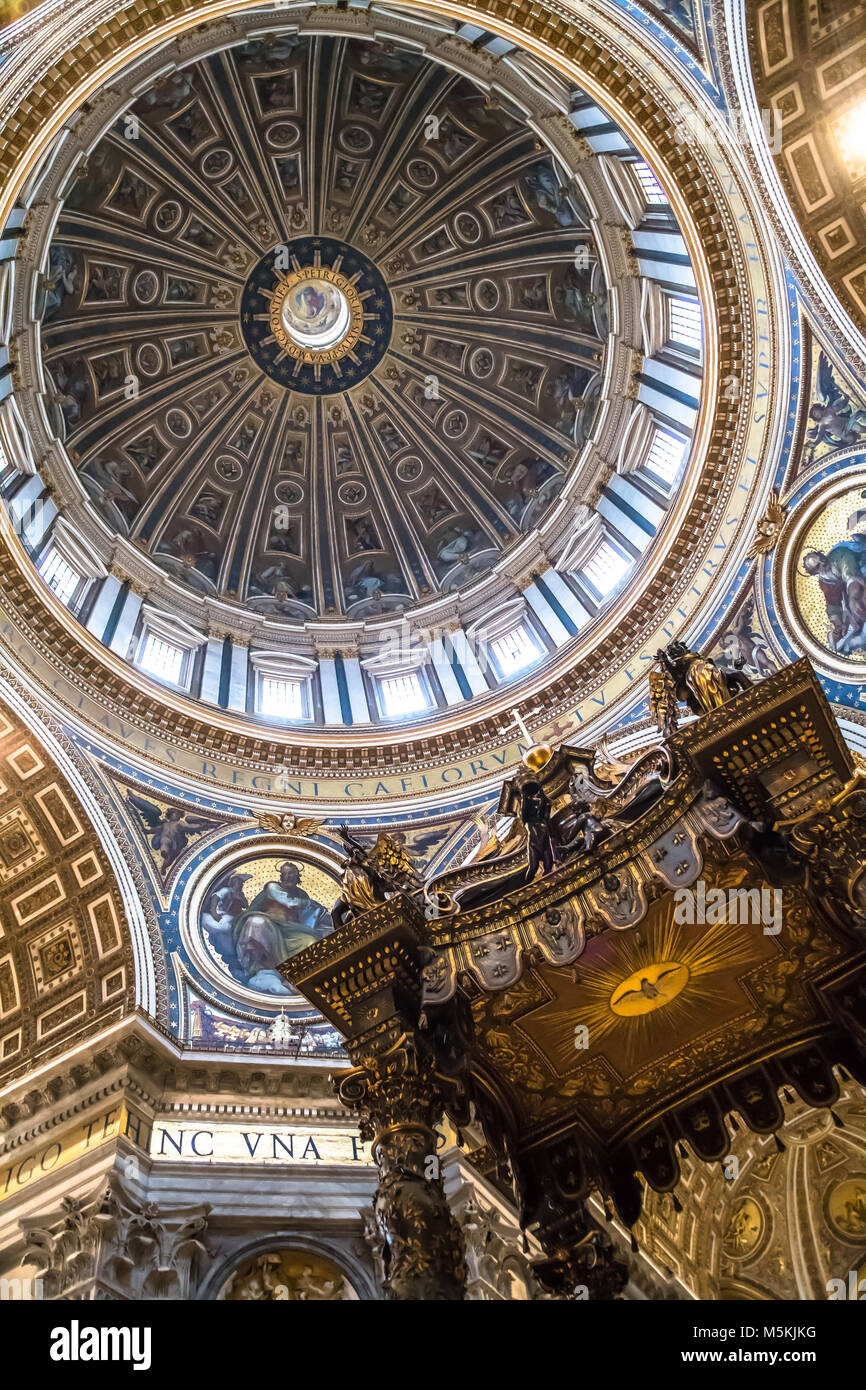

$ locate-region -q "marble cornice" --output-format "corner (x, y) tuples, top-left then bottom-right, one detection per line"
(0, 1011), (349, 1152)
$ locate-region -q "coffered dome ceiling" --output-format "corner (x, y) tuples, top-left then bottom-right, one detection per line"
(0, 0), (794, 809)
(42, 34), (608, 620)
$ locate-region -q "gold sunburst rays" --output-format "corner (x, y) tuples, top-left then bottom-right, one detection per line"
(538, 897), (762, 1071)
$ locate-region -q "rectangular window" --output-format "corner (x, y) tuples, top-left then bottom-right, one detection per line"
(378, 671), (428, 718)
(645, 427), (687, 486)
(582, 540), (630, 597)
(668, 296), (702, 352)
(139, 633), (185, 685)
(38, 549), (81, 604)
(489, 624), (540, 677)
(258, 676), (305, 720)
(634, 160), (667, 205)
(0, 438), (15, 491)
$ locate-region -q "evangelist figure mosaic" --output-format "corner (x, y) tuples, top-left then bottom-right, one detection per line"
(793, 482), (866, 662)
(199, 854), (337, 996)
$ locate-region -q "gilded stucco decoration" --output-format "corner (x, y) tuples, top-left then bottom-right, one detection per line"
(219, 1248), (359, 1299)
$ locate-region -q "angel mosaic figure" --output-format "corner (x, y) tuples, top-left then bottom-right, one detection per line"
(80, 456), (138, 530)
(522, 159), (581, 227)
(715, 599), (776, 679)
(467, 434), (508, 472)
(42, 245), (79, 320)
(125, 792), (217, 871)
(550, 366), (589, 440)
(46, 358), (89, 431)
(553, 266), (598, 332)
(806, 353), (866, 457)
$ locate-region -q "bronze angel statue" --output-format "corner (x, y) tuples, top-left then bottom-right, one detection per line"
(653, 640), (750, 718)
(649, 664), (679, 738)
(331, 825), (421, 927)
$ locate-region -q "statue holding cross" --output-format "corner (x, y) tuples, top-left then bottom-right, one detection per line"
(497, 708), (600, 851)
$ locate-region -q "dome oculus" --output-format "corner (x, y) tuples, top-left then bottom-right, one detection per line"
(277, 273), (353, 352)
(240, 238), (391, 392)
